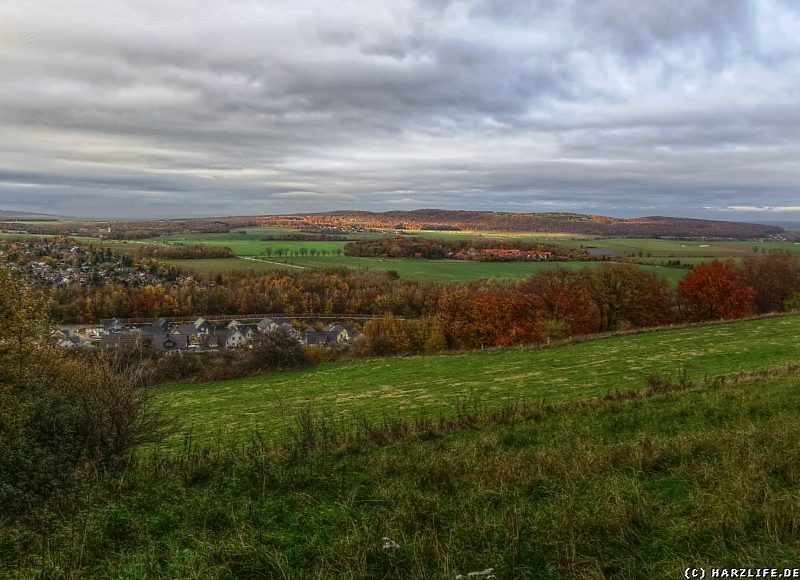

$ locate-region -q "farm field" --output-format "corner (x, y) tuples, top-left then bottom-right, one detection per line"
(415, 230), (800, 257)
(157, 314), (800, 447)
(580, 237), (800, 257)
(0, 231), (57, 240)
(152, 235), (348, 258)
(145, 228), (800, 283)
(166, 255), (688, 283)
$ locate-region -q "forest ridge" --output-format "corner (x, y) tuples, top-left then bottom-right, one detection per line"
(1, 209), (785, 240)
(264, 209), (784, 239)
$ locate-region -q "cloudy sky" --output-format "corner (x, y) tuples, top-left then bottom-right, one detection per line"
(1, 0), (799, 219)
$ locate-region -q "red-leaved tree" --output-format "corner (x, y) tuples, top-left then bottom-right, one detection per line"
(677, 260), (757, 321)
(519, 268), (601, 339)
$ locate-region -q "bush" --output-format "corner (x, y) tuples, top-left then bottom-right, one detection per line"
(249, 330), (309, 371)
(0, 265), (173, 516)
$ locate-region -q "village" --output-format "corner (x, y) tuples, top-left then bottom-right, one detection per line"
(0, 238), (184, 287)
(53, 316), (362, 353)
(450, 248), (552, 260)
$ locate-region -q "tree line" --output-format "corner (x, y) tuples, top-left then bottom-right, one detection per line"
(42, 252), (800, 350)
(343, 237), (578, 260)
(354, 253), (800, 356)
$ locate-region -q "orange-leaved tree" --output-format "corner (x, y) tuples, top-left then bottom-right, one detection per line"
(519, 267), (601, 340)
(677, 259), (757, 321)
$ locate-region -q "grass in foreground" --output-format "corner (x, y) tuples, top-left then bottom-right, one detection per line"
(158, 314), (800, 447)
(3, 369), (799, 578)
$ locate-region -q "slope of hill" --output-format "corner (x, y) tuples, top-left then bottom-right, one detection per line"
(4, 365), (799, 577)
(158, 314), (800, 446)
(262, 209), (784, 239)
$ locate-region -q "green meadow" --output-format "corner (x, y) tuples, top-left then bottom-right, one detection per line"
(6, 352), (800, 577)
(146, 228), (800, 283)
(416, 230), (800, 256)
(165, 254), (688, 284)
(157, 314), (800, 448)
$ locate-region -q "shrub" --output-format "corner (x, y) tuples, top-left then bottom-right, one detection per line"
(249, 329), (309, 371)
(0, 265), (173, 516)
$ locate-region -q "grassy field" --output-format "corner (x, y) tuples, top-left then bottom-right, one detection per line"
(423, 231), (800, 256)
(146, 228), (800, 283)
(5, 366), (800, 577)
(152, 229), (349, 257)
(164, 255), (688, 284)
(0, 231), (57, 240)
(157, 314), (800, 447)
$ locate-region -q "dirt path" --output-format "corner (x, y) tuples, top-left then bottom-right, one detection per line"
(236, 256), (307, 269)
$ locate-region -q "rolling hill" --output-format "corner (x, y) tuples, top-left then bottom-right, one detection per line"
(262, 209), (784, 239)
(157, 314), (800, 447)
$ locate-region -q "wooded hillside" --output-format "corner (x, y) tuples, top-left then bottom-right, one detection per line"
(266, 210), (783, 239)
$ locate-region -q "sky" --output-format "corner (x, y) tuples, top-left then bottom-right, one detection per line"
(1, 0), (799, 220)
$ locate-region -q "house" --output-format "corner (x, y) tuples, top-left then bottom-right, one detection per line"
(323, 324), (352, 343)
(100, 318), (125, 333)
(277, 321), (301, 339)
(322, 323), (362, 343)
(53, 330), (76, 348)
(257, 317), (278, 333)
(302, 329), (334, 347)
(194, 317), (214, 334)
(199, 333), (222, 350)
(149, 332), (189, 352)
(101, 331), (142, 349)
(225, 328), (248, 348)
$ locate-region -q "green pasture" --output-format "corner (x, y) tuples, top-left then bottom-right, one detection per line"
(0, 231), (57, 240)
(579, 238), (800, 257)
(8, 368), (800, 577)
(157, 314), (800, 447)
(151, 235), (348, 257)
(411, 230), (800, 257)
(155, 227), (303, 243)
(164, 258), (287, 275)
(145, 229), (800, 284)
(166, 256), (687, 284)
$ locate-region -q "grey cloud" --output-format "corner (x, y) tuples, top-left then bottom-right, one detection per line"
(573, 0), (756, 61)
(0, 0), (798, 219)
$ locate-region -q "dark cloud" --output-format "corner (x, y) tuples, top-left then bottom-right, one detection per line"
(0, 0), (798, 219)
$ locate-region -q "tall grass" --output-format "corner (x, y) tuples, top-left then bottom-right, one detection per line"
(3, 366), (800, 578)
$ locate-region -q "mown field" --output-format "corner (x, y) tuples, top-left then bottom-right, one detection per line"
(166, 256), (687, 284)
(157, 314), (800, 448)
(5, 365), (800, 578)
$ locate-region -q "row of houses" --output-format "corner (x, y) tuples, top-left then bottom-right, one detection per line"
(93, 317), (361, 353)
